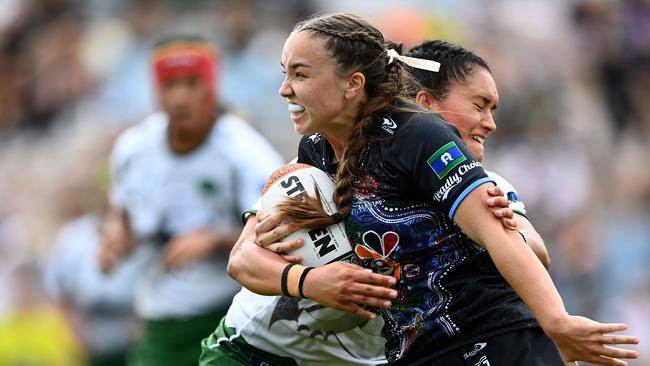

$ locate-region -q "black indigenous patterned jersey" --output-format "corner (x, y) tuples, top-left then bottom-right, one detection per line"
(297, 107), (537, 365)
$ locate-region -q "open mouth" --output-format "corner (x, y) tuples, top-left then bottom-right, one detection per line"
(288, 102), (305, 115)
(472, 136), (485, 144)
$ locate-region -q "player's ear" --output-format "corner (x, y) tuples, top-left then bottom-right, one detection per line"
(344, 72), (365, 99)
(416, 90), (439, 111)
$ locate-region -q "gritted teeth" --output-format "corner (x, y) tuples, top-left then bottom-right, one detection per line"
(288, 103), (305, 113)
(473, 136), (485, 144)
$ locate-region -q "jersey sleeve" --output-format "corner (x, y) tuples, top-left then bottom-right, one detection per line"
(217, 114), (285, 212)
(42, 221), (78, 301)
(107, 114), (165, 211)
(405, 117), (495, 219)
(107, 129), (136, 209)
(486, 170), (527, 216)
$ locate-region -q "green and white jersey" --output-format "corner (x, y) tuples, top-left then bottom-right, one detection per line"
(110, 112), (283, 320)
(44, 213), (151, 356)
(220, 288), (388, 365)
(486, 170), (527, 216)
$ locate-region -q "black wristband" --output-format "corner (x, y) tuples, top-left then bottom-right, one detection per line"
(281, 263), (297, 297)
(298, 267), (314, 298)
(241, 209), (258, 224)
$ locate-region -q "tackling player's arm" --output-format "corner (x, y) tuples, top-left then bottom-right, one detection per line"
(486, 185), (550, 269)
(227, 213), (397, 320)
(514, 215), (550, 269)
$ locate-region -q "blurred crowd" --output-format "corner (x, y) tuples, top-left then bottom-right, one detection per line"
(0, 0), (648, 365)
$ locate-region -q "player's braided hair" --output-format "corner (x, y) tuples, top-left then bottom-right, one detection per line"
(276, 13), (417, 229)
(405, 40), (491, 100)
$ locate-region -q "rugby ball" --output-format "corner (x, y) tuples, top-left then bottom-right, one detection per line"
(261, 163), (355, 267)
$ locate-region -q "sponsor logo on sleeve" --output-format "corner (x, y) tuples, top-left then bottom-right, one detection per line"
(427, 142), (467, 178)
(433, 161), (482, 202)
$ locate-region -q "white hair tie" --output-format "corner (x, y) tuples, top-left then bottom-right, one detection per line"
(387, 49), (440, 72)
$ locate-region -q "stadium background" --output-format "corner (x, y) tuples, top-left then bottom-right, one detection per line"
(0, 0), (647, 364)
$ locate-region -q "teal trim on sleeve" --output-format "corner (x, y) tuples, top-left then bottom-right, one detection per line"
(449, 178), (495, 220)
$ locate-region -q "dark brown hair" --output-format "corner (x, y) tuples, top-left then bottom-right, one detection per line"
(277, 13), (417, 229)
(406, 39), (491, 100)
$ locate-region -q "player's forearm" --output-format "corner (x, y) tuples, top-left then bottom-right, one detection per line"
(97, 205), (134, 272)
(518, 228), (550, 269)
(104, 205), (130, 235)
(455, 186), (568, 331)
(209, 229), (242, 253)
(228, 240), (290, 295)
(485, 229), (566, 329)
(514, 215), (550, 269)
(227, 219), (288, 295)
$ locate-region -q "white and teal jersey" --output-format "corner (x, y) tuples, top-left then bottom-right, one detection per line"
(486, 170), (527, 216)
(44, 213), (151, 355)
(109, 112), (283, 320)
(220, 288), (387, 365)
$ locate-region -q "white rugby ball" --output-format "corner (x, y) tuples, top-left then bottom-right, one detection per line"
(261, 163), (355, 267)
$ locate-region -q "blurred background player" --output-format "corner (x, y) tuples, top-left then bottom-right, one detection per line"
(97, 35), (283, 366)
(44, 130), (148, 366)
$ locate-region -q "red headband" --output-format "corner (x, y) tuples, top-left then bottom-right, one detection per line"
(152, 42), (219, 95)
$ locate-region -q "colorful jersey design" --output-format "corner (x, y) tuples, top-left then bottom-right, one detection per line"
(297, 107), (537, 364)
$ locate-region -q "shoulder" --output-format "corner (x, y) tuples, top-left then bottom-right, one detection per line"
(54, 215), (97, 248)
(380, 107), (462, 163)
(112, 113), (166, 161)
(210, 112), (284, 168)
(212, 112), (259, 140)
(212, 112), (269, 145)
(297, 134), (327, 169)
(48, 214), (99, 265)
(298, 133), (323, 154)
(390, 107), (460, 142)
